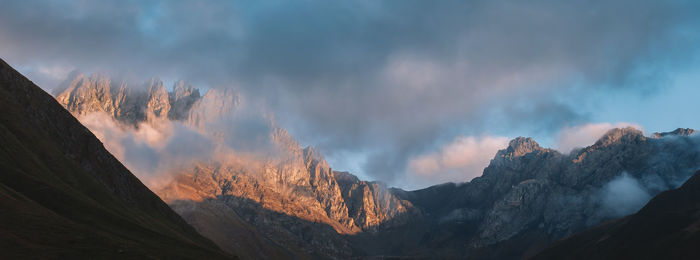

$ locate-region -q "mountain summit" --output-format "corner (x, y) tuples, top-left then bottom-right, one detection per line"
(503, 137), (545, 157)
(653, 127), (697, 138)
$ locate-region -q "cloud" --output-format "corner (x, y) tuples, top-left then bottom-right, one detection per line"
(599, 172), (651, 218)
(79, 112), (216, 188)
(404, 135), (510, 188)
(1, 1), (700, 187)
(555, 122), (644, 153)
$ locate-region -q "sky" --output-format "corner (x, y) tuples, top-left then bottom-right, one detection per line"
(1, 0), (700, 189)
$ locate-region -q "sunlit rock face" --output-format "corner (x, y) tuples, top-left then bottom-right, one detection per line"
(155, 129), (418, 259)
(145, 78), (170, 122)
(55, 74), (122, 119)
(55, 74), (202, 127)
(55, 73), (700, 259)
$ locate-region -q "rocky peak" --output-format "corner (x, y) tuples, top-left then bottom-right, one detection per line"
(55, 73), (227, 129)
(334, 171), (361, 185)
(145, 78), (170, 119)
(270, 127), (302, 155)
(55, 73), (116, 117)
(571, 127), (648, 165)
(169, 80), (200, 120)
(653, 128), (697, 138)
(486, 137), (555, 171)
(500, 137), (544, 158)
(303, 146), (328, 168)
(592, 127), (645, 147)
(173, 80), (200, 99)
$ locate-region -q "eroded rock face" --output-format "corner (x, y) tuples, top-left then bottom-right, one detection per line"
(55, 73), (205, 127)
(334, 171), (416, 231)
(55, 74), (116, 118)
(145, 78), (170, 121)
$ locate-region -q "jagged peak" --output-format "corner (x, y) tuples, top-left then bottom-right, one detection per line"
(499, 137), (544, 158)
(302, 145), (326, 164)
(593, 127), (645, 147)
(333, 171), (360, 184)
(653, 128), (696, 138)
(172, 80), (200, 98)
(270, 127), (301, 151)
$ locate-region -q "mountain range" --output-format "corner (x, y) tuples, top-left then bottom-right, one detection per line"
(53, 72), (700, 259)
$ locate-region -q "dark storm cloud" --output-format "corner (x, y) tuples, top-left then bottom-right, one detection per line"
(1, 0), (699, 186)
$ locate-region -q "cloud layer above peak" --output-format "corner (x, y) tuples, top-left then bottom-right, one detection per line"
(1, 0), (700, 188)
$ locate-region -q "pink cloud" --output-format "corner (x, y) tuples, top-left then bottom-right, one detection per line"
(406, 135), (510, 188)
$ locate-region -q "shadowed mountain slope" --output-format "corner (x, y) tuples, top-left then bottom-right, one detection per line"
(0, 58), (233, 259)
(533, 170), (700, 260)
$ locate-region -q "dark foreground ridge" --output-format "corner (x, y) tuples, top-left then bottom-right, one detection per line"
(0, 58), (234, 259)
(533, 170), (700, 260)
